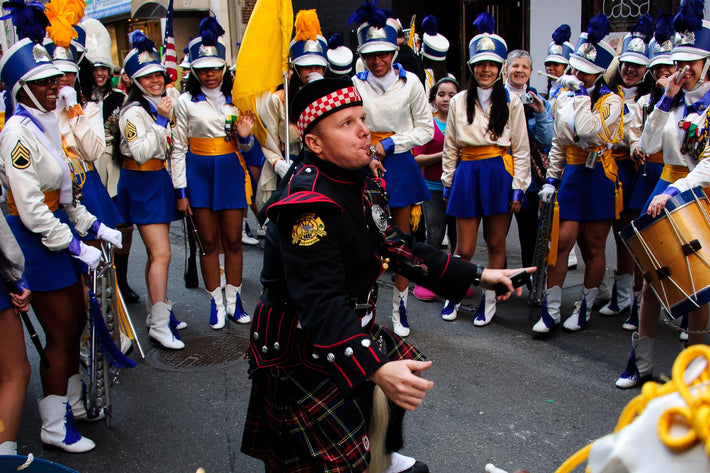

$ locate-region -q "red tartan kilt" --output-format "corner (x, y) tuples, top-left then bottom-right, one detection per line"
(241, 324), (425, 473)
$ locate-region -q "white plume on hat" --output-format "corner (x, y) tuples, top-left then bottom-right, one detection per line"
(82, 18), (114, 68)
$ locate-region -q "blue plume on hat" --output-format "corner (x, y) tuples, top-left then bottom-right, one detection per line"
(381, 8), (393, 19)
(673, 0), (704, 33)
(1, 1), (49, 44)
(552, 24), (571, 45)
(129, 30), (155, 52)
(632, 14), (654, 42)
(587, 13), (610, 44)
(183, 39), (191, 55)
(199, 16), (224, 47)
(473, 12), (495, 35)
(328, 33), (344, 50)
(655, 11), (675, 44)
(422, 15), (438, 36)
(348, 1), (386, 28)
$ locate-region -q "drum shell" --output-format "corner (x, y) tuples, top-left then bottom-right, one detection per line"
(0, 455), (79, 472)
(620, 187), (710, 318)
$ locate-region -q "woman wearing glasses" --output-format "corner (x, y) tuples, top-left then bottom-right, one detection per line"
(350, 4), (434, 337)
(0, 4), (120, 452)
(116, 31), (182, 349)
(172, 18), (261, 329)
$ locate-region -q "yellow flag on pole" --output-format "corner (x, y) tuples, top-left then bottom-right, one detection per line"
(232, 0), (293, 145)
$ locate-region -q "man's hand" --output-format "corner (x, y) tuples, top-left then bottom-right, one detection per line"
(480, 267), (536, 300)
(370, 360), (434, 411)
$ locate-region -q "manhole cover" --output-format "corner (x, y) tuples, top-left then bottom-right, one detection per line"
(146, 334), (250, 372)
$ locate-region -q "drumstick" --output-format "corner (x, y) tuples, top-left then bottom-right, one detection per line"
(676, 65), (690, 84)
(537, 70), (560, 81)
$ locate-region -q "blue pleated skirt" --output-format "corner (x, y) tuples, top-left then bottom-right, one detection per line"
(382, 150), (431, 208)
(0, 282), (12, 311)
(447, 157), (513, 218)
(6, 210), (84, 291)
(116, 168), (179, 225)
(186, 151), (248, 210)
(628, 162), (663, 212)
(558, 163), (616, 221)
(616, 159), (636, 209)
(80, 170), (124, 230)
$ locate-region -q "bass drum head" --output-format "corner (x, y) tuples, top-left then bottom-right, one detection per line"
(0, 455), (80, 472)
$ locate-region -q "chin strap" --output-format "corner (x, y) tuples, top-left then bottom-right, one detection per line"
(131, 78), (165, 99)
(697, 57), (710, 88)
(20, 82), (49, 113)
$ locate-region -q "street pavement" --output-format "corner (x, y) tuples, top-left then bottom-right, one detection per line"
(15, 215), (705, 473)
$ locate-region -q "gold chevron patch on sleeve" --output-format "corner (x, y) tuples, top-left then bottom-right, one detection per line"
(125, 120), (137, 142)
(11, 141), (30, 169)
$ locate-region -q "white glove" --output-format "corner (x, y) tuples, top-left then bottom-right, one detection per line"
(558, 74), (582, 91)
(539, 183), (556, 203)
(274, 159), (290, 178)
(71, 241), (102, 270)
(96, 223), (123, 249)
(58, 85), (78, 109)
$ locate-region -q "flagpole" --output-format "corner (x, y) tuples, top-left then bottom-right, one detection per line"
(283, 70), (290, 164)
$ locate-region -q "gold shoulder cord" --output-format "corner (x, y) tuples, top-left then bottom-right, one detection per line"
(62, 145), (86, 189)
(593, 86), (625, 145)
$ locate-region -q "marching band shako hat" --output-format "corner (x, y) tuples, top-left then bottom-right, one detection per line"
(468, 12), (507, 65)
(291, 78), (362, 140)
(0, 1), (62, 109)
(326, 34), (353, 75)
(620, 14), (653, 66)
(189, 17), (227, 70)
(545, 24), (574, 65)
(569, 14), (615, 75)
(123, 30), (165, 80)
(72, 23), (85, 61)
(179, 42), (191, 69)
(82, 18), (114, 69)
(290, 10), (328, 67)
(672, 0), (710, 62)
(649, 12), (674, 68)
(43, 40), (79, 74)
(349, 1), (398, 55)
(421, 15), (449, 61)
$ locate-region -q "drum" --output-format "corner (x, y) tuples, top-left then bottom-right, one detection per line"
(620, 187), (710, 318)
(0, 455), (79, 472)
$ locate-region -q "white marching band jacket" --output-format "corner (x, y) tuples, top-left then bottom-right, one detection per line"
(352, 66), (434, 154)
(441, 89), (531, 191)
(118, 87), (179, 164)
(547, 86), (624, 181)
(0, 105), (96, 251)
(56, 104), (106, 170)
(171, 91), (255, 190)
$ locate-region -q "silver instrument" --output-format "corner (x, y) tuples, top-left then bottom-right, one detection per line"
(529, 191), (557, 315)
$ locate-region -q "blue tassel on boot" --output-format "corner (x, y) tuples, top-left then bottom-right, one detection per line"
(63, 403), (82, 445)
(472, 291), (486, 324)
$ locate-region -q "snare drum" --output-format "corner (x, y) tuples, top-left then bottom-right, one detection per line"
(620, 187), (710, 318)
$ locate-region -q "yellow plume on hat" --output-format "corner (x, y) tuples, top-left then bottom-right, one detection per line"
(45, 0), (86, 48)
(293, 9), (322, 42)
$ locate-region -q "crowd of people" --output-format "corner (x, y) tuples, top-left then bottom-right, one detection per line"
(0, 0), (709, 471)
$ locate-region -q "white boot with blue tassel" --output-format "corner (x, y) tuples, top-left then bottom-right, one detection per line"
(226, 284), (251, 324)
(563, 287), (598, 331)
(472, 289), (497, 327)
(38, 394), (95, 453)
(392, 287), (410, 337)
(207, 287), (226, 329)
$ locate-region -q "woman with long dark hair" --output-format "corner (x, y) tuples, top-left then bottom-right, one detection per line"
(439, 13), (531, 326)
(116, 31), (182, 349)
(172, 18), (261, 329)
(534, 15), (623, 334)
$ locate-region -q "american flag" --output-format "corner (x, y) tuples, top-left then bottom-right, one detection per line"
(162, 0), (178, 82)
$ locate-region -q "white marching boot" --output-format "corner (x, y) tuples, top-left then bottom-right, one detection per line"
(0, 441), (17, 455)
(392, 287), (410, 337)
(207, 287), (226, 329)
(67, 373), (104, 421)
(563, 287), (599, 331)
(472, 289), (497, 326)
(149, 302), (185, 349)
(440, 299), (460, 321)
(622, 290), (641, 331)
(615, 333), (654, 389)
(225, 284), (251, 324)
(145, 298), (187, 330)
(599, 273), (634, 315)
(532, 286), (562, 334)
(38, 395), (95, 453)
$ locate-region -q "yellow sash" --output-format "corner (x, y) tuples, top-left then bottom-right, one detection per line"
(187, 137), (253, 206)
(461, 145), (513, 177)
(7, 189), (59, 215)
(611, 149), (631, 161)
(122, 158), (165, 171)
(646, 152), (664, 164)
(660, 164), (689, 182)
(370, 131), (394, 145)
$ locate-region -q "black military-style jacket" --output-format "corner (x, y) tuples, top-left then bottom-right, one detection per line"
(249, 151), (479, 394)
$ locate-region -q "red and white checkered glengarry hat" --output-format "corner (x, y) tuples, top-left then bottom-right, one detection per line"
(292, 79), (363, 139)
